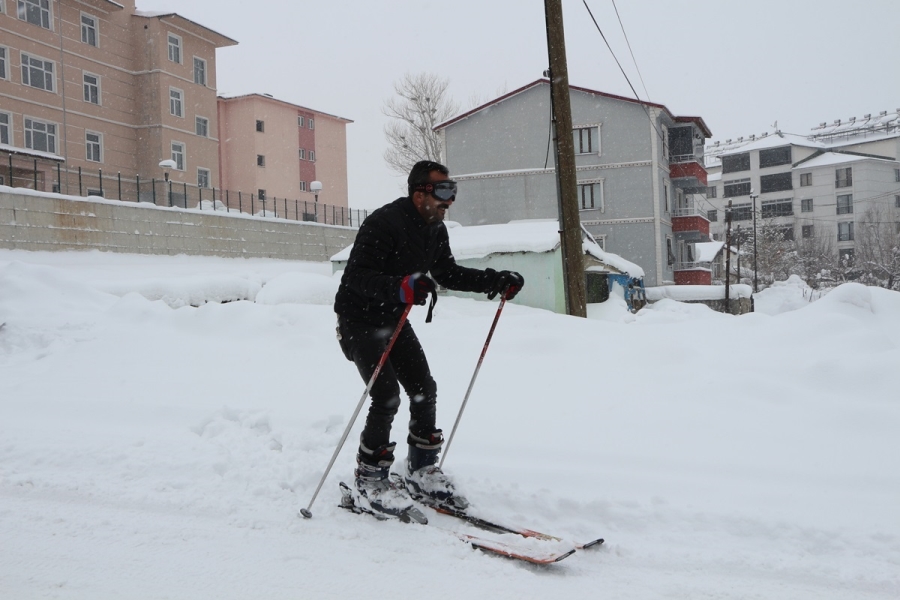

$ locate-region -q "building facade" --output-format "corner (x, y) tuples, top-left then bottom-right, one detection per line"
(0, 0), (236, 195)
(217, 93), (351, 211)
(704, 112), (900, 265)
(435, 79), (712, 286)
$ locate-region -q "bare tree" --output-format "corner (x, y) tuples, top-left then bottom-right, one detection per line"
(854, 206), (900, 290)
(744, 219), (794, 289)
(383, 72), (459, 177)
(791, 223), (838, 289)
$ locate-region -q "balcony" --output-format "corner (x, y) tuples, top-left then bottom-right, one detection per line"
(669, 156), (708, 187)
(671, 199), (710, 240)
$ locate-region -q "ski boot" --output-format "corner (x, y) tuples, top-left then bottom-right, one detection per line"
(343, 437), (426, 523)
(403, 430), (469, 511)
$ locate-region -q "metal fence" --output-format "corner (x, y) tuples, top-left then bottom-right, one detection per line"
(1, 151), (367, 228)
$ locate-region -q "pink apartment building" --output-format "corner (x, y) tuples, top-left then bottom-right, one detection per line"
(1, 1), (351, 213)
(217, 93), (352, 211)
(1, 0), (235, 196)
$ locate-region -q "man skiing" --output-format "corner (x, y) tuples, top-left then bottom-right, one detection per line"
(333, 160), (524, 518)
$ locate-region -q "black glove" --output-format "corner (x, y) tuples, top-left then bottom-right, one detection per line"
(399, 272), (436, 305)
(487, 270), (525, 300)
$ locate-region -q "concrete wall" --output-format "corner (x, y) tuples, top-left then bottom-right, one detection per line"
(0, 189), (356, 261)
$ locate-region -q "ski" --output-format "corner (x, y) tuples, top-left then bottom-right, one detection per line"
(389, 473), (604, 550)
(335, 481), (576, 564)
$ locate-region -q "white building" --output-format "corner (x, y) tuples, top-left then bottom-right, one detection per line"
(704, 110), (900, 264)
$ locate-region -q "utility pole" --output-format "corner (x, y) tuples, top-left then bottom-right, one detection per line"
(724, 200), (733, 308)
(750, 192), (759, 293)
(544, 0), (586, 317)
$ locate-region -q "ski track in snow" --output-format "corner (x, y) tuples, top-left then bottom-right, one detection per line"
(1, 251), (898, 599)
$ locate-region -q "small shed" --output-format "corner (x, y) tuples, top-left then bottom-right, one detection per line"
(331, 219), (646, 314)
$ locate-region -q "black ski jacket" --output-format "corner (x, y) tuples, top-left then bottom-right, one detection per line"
(334, 197), (496, 326)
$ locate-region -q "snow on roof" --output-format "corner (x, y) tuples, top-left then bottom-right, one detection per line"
(716, 133), (825, 157)
(0, 143), (65, 162)
(694, 241), (725, 263)
(330, 219), (644, 278)
(132, 10), (237, 46)
(794, 152), (897, 169)
(645, 284), (752, 302)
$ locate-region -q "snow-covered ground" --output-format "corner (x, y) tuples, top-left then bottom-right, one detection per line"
(1, 250), (898, 599)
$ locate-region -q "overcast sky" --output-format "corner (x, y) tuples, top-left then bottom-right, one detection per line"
(137, 0), (900, 210)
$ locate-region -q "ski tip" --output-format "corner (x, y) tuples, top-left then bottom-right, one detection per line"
(299, 508), (313, 519)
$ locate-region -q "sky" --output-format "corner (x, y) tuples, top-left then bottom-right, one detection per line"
(135, 0), (900, 210)
(2, 249), (899, 596)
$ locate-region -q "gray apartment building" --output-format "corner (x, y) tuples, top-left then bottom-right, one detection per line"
(435, 79), (712, 286)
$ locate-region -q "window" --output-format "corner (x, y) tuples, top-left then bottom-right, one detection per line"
(257, 154), (265, 167)
(835, 167), (852, 188)
(195, 116), (208, 137)
(309, 150), (315, 162)
(760, 172), (792, 193)
(0, 47), (6, 80)
(577, 181), (603, 210)
(299, 181), (307, 192)
(167, 34), (182, 63)
(723, 178), (751, 198)
(18, 0), (51, 29)
(0, 112), (10, 145)
(707, 185), (717, 198)
(594, 234), (606, 250)
(21, 52), (55, 92)
(572, 126), (599, 154)
(257, 189), (266, 201)
(666, 237), (675, 266)
(837, 221), (854, 241)
(779, 225), (794, 242)
(802, 225), (813, 239)
(256, 120), (265, 133)
(761, 198), (793, 218)
(299, 148), (306, 160)
(308, 118), (314, 130)
(895, 168), (900, 183)
(895, 195), (900, 209)
(81, 13), (98, 46)
(83, 72), (100, 104)
(801, 198), (813, 213)
(193, 57), (206, 86)
(663, 181), (669, 212)
(731, 203), (752, 221)
(721, 152), (750, 174)
(298, 116), (305, 127)
(171, 142), (185, 171)
(169, 87), (183, 117)
(661, 124), (669, 161)
(759, 146), (792, 168)
(707, 210), (718, 222)
(839, 248), (854, 264)
(800, 172), (812, 187)
(85, 131), (101, 162)
(24, 117), (56, 153)
(836, 194), (853, 215)
(197, 168), (210, 189)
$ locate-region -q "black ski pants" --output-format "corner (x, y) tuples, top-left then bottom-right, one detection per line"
(337, 317), (437, 450)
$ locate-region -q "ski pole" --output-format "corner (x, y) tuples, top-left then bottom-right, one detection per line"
(301, 303), (413, 519)
(439, 290), (510, 469)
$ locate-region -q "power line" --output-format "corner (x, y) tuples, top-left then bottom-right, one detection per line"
(610, 0), (649, 101)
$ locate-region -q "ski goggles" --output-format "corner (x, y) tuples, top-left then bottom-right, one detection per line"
(415, 180), (458, 201)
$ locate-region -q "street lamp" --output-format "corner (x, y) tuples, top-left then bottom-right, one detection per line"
(310, 180), (322, 203)
(749, 190), (759, 293)
(159, 159), (176, 207)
